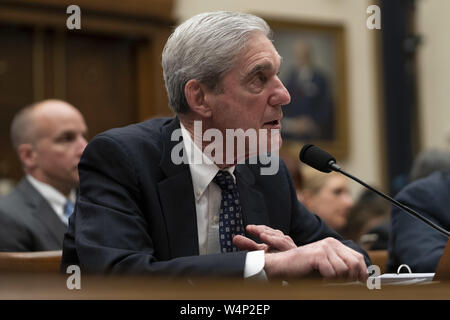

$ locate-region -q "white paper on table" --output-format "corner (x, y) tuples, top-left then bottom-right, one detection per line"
(377, 273), (435, 285)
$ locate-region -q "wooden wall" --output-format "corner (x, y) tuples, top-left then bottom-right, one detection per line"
(0, 0), (174, 182)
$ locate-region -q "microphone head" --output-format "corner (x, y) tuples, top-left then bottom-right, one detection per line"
(299, 144), (336, 173)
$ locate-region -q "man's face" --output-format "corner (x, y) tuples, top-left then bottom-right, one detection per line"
(32, 103), (88, 192)
(203, 32), (291, 158)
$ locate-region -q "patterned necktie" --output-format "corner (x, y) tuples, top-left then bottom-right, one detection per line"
(213, 170), (244, 253)
(64, 199), (74, 219)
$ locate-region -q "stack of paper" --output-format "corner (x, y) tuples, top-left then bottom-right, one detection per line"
(377, 273), (435, 285)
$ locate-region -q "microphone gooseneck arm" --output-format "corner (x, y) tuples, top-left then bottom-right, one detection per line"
(328, 160), (450, 238)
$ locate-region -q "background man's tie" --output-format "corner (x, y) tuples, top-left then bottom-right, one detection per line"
(64, 199), (75, 219)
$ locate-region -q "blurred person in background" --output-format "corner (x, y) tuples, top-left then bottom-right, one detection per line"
(387, 171), (450, 273)
(0, 99), (88, 251)
(342, 148), (450, 253)
(387, 149), (450, 273)
(408, 148), (450, 182)
(341, 189), (390, 251)
(298, 164), (353, 233)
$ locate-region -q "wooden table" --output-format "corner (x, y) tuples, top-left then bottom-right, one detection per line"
(0, 273), (449, 300)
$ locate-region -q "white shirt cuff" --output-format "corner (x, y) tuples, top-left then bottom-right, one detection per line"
(243, 250), (267, 280)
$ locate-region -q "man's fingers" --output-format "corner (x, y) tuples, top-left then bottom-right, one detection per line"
(259, 233), (297, 251)
(325, 248), (351, 279)
(246, 225), (284, 238)
(340, 252), (366, 281)
(316, 257), (336, 279)
(327, 238), (368, 281)
(233, 235), (268, 251)
(265, 239), (368, 281)
(304, 238), (367, 281)
(355, 253), (368, 282)
(245, 225), (296, 252)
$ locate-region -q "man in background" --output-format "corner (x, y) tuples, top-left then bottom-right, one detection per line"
(388, 172), (450, 273)
(0, 99), (88, 251)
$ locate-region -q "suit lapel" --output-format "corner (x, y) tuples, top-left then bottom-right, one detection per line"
(17, 179), (67, 246)
(156, 118), (272, 255)
(235, 165), (270, 242)
(34, 198), (67, 245)
(157, 118), (199, 257)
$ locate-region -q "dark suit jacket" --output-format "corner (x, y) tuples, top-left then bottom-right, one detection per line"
(387, 171), (450, 273)
(0, 178), (67, 251)
(62, 117), (370, 276)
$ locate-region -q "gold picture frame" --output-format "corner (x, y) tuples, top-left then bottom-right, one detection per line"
(267, 18), (349, 160)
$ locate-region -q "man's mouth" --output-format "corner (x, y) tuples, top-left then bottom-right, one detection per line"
(263, 119), (281, 128)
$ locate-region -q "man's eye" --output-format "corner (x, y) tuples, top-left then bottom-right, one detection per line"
(249, 73), (267, 88)
(333, 188), (346, 196)
(257, 73), (267, 83)
(56, 133), (75, 143)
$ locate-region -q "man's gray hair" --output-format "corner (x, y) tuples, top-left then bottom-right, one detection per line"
(409, 149), (450, 182)
(162, 11), (272, 114)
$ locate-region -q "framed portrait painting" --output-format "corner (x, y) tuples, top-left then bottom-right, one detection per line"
(268, 19), (349, 159)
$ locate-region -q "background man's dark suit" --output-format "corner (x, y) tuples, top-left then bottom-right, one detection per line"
(388, 171), (450, 272)
(0, 178), (67, 251)
(62, 117), (369, 276)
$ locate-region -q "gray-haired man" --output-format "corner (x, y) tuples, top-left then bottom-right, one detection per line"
(62, 11), (369, 281)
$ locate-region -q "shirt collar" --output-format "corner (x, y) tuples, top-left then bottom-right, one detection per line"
(26, 174), (76, 207)
(180, 121), (235, 201)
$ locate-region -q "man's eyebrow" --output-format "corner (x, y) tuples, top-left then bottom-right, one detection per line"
(52, 130), (74, 141)
(242, 62), (274, 82)
(55, 129), (74, 136)
(54, 128), (88, 139)
(248, 62), (273, 76)
(242, 55), (283, 80)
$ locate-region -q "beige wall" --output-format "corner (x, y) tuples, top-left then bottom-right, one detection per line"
(174, 0), (382, 195)
(417, 0), (450, 151)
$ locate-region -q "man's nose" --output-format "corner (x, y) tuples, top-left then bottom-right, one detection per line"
(76, 136), (88, 156)
(269, 77), (291, 107)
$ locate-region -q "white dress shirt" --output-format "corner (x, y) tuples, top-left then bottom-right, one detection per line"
(26, 174), (76, 225)
(180, 122), (265, 278)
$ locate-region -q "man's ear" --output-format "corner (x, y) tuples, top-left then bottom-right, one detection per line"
(184, 79), (212, 118)
(17, 144), (37, 171)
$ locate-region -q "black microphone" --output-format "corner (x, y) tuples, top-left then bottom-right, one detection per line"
(299, 144), (450, 238)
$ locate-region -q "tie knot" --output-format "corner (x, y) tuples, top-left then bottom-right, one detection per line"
(213, 171), (235, 191)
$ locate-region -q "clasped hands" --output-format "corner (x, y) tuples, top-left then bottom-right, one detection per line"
(233, 225), (368, 282)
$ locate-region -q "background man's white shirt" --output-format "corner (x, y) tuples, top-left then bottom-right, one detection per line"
(26, 174), (76, 225)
